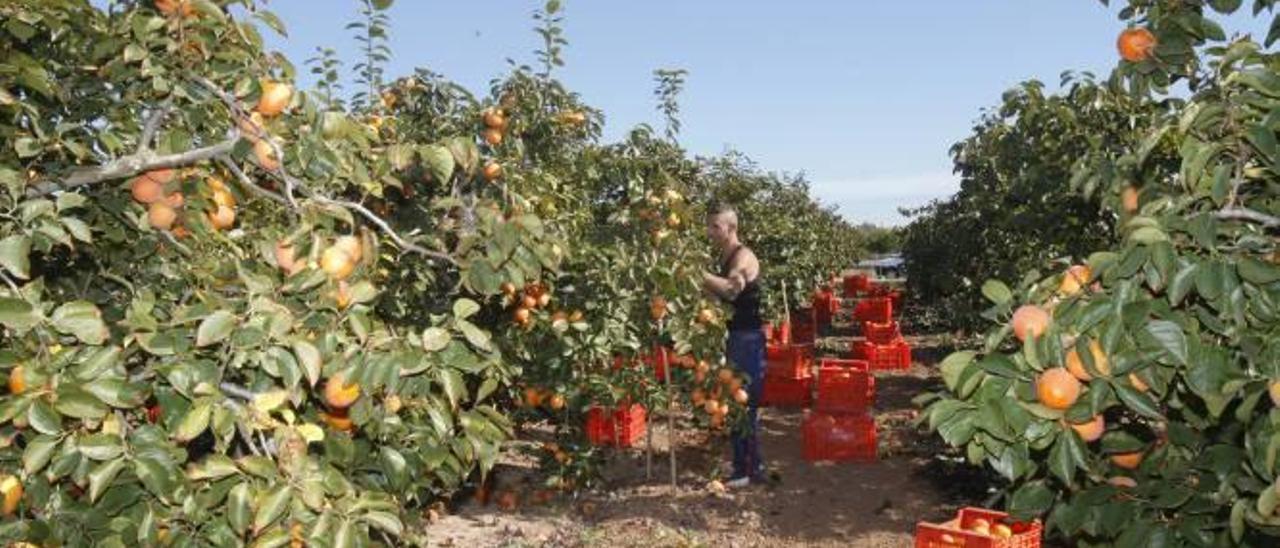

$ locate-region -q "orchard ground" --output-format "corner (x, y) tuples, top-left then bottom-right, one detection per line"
(422, 301), (1013, 547)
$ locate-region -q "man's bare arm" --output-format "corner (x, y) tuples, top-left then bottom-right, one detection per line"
(703, 271), (745, 301)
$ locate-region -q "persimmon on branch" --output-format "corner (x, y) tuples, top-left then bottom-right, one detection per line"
(24, 79), (458, 265)
(193, 76), (458, 265)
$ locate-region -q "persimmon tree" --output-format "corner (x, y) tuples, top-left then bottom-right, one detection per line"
(922, 1), (1280, 545)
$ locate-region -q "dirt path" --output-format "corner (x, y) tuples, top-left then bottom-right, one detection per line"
(422, 329), (1000, 547)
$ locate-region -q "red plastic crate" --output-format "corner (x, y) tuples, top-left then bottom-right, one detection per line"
(843, 274), (870, 298)
(761, 376), (812, 407)
(915, 507), (1042, 548)
(853, 297), (893, 323)
(790, 308), (817, 344)
(812, 290), (839, 326)
(765, 321), (792, 345)
(817, 358), (870, 370)
(802, 411), (876, 462)
(853, 340), (912, 370)
(766, 343), (813, 379)
(815, 362), (874, 413)
(862, 320), (902, 344)
(585, 404), (647, 447)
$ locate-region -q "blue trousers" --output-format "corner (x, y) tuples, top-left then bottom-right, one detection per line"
(727, 329), (765, 479)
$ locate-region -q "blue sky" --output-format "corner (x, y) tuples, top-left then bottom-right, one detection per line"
(250, 1), (1272, 226)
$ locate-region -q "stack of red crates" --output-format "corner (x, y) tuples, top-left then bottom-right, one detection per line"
(852, 297), (911, 370)
(854, 297), (893, 324)
(585, 403), (647, 447)
(854, 339), (912, 370)
(790, 307), (817, 345)
(863, 320), (901, 344)
(843, 273), (871, 298)
(813, 359), (874, 414)
(804, 358), (877, 462)
(914, 507), (1042, 547)
(761, 343), (813, 407)
(812, 288), (839, 328)
(802, 410), (876, 462)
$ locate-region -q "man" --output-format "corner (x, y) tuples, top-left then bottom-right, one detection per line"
(702, 203), (765, 488)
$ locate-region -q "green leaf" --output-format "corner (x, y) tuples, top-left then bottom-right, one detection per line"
(421, 327), (450, 352)
(0, 298), (40, 331)
(51, 301), (108, 345)
(88, 457), (126, 502)
(333, 519), (355, 548)
(1231, 499), (1247, 542)
(28, 399), (61, 435)
(363, 512), (403, 536)
(1169, 262), (1198, 306)
(940, 351), (976, 391)
(196, 311), (237, 347)
(1009, 480), (1055, 520)
(1114, 383), (1164, 419)
(23, 435), (59, 475)
(1143, 320), (1188, 365)
(1129, 226), (1170, 244)
(187, 455), (240, 481)
(227, 481), (252, 532)
(54, 390), (108, 420)
(981, 280), (1013, 305)
(173, 399), (212, 442)
(61, 217), (93, 243)
(253, 484), (292, 534)
(1239, 258), (1280, 285)
(456, 320), (491, 351)
(1050, 434), (1075, 485)
(438, 368), (466, 409)
(446, 136), (479, 174)
(1210, 0), (1242, 14)
(421, 144), (455, 184)
(135, 457), (175, 501)
(476, 377), (499, 403)
(293, 341), (322, 388)
(253, 10), (288, 36)
(0, 235), (31, 279)
(123, 44), (147, 63)
(75, 345), (122, 381)
(453, 298), (481, 319)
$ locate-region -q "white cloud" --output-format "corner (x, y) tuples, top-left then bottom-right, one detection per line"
(809, 171), (960, 227)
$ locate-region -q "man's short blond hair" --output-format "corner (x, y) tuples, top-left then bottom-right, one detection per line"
(707, 203), (739, 230)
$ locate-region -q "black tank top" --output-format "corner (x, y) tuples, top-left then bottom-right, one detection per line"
(719, 245), (763, 331)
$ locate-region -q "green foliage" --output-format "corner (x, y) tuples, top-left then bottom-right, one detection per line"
(901, 75), (1166, 331)
(925, 1), (1280, 544)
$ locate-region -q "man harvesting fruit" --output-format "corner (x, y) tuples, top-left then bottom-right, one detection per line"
(702, 204), (766, 487)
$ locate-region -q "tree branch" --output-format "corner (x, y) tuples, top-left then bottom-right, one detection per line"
(299, 183), (458, 266)
(138, 96), (175, 153)
(216, 156), (290, 208)
(191, 76), (298, 207)
(26, 139), (238, 197)
(192, 77), (456, 265)
(220, 382), (254, 401)
(159, 229), (193, 256)
(0, 271), (20, 296)
(1215, 207), (1280, 228)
